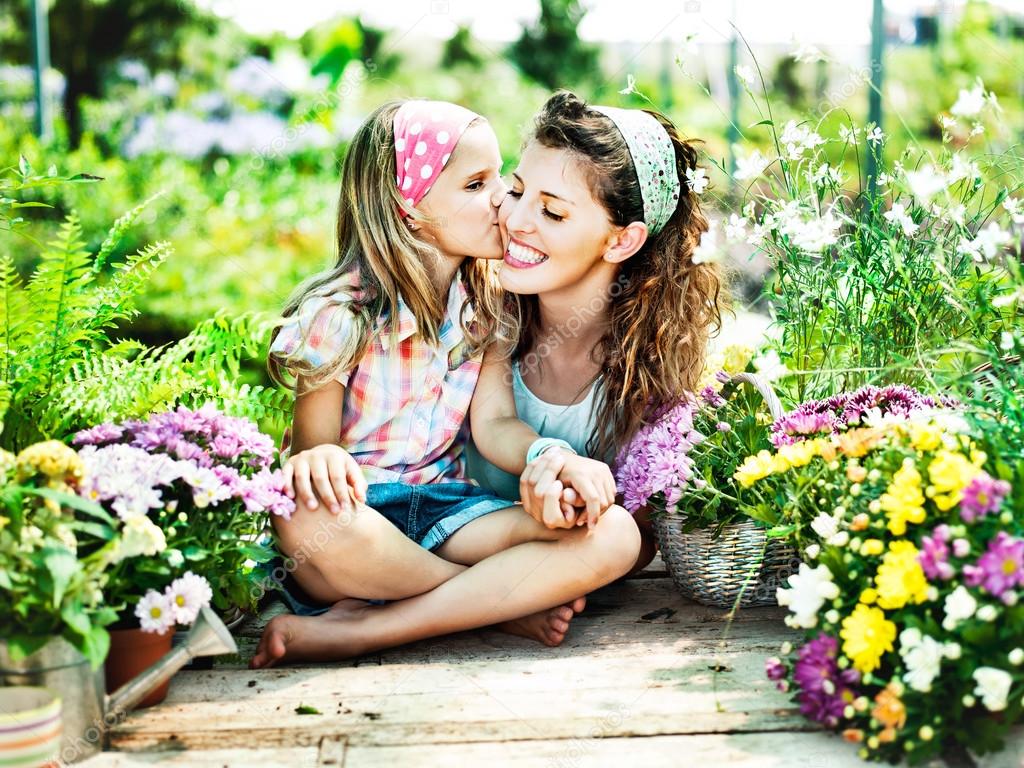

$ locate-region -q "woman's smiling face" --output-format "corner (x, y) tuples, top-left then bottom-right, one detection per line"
(497, 141), (619, 295)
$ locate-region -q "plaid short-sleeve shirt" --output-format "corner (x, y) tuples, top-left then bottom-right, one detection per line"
(270, 274), (483, 485)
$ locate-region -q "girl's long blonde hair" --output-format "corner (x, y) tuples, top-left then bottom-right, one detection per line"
(269, 100), (506, 392)
(512, 91), (726, 460)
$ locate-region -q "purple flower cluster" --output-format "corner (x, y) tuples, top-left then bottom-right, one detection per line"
(770, 384), (956, 446)
(74, 405), (294, 520)
(74, 403), (276, 474)
(963, 532), (1024, 603)
(919, 524), (955, 581)
(960, 472), (1012, 523)
(792, 633), (860, 728)
(614, 400), (705, 513)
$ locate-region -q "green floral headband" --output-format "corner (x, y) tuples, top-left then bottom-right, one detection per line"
(593, 106), (681, 235)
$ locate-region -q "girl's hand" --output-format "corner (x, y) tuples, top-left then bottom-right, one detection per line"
(282, 444), (368, 516)
(519, 451), (581, 529)
(554, 453), (616, 530)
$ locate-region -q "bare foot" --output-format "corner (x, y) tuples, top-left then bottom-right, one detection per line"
(249, 598), (373, 669)
(496, 596), (587, 647)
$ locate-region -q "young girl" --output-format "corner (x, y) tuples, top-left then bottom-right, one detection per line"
(253, 99), (640, 667)
(468, 91), (724, 566)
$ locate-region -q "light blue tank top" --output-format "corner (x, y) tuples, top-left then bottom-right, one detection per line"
(466, 361), (601, 501)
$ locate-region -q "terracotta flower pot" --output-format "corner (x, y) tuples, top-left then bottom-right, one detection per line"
(104, 628), (173, 709)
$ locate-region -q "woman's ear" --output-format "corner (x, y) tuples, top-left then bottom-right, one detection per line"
(603, 221), (649, 264)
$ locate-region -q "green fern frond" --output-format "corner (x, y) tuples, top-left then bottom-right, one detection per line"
(90, 241), (173, 331)
(92, 191), (166, 275)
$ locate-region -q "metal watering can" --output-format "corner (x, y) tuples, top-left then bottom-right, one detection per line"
(0, 606), (236, 763)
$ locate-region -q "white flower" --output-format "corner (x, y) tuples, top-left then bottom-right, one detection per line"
(876, 172), (890, 186)
(948, 154), (981, 184)
(735, 149), (771, 181)
(618, 73), (638, 96)
(977, 604), (998, 622)
(779, 120), (825, 160)
(135, 590), (175, 634)
(804, 543), (821, 560)
(165, 571), (213, 625)
(1003, 197), (1023, 224)
(724, 213), (748, 243)
(685, 166), (709, 194)
(866, 126), (885, 145)
(734, 65), (756, 85)
(973, 667), (1012, 711)
(782, 208), (841, 253)
(943, 585), (977, 630)
(994, 287), (1024, 308)
(811, 510), (841, 540)
(1009, 648), (1024, 666)
(838, 124), (859, 142)
(950, 82), (988, 118)
(883, 203), (919, 237)
(812, 162), (842, 187)
(905, 165), (948, 202)
(791, 43), (826, 63)
(962, 222), (1012, 262)
(691, 226), (719, 265)
(777, 563), (840, 629)
(945, 641), (962, 660)
(899, 628), (945, 692)
(970, 123), (986, 137)
(939, 115), (958, 130)
(1001, 332), (1016, 351)
(113, 516), (167, 563)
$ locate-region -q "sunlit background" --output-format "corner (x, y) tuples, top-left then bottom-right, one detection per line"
(2, 0), (1022, 346)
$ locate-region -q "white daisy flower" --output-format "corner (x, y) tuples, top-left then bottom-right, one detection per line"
(135, 589), (175, 634)
(685, 166), (709, 194)
(165, 571), (213, 625)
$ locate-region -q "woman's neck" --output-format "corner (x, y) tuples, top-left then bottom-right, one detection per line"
(533, 266), (617, 358)
(429, 253), (464, 299)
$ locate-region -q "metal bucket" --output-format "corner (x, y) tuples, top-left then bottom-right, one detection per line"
(0, 638), (105, 764)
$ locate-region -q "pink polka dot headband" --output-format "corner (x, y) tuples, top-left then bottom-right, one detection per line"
(394, 100), (481, 216)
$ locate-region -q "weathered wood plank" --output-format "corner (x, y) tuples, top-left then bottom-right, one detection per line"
(109, 648), (807, 751)
(77, 746), (319, 766)
(337, 728), (1024, 768)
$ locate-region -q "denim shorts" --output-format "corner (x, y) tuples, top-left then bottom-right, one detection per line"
(267, 481), (513, 616)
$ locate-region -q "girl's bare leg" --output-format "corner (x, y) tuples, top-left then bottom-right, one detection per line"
(273, 504), (587, 648)
(252, 505), (641, 667)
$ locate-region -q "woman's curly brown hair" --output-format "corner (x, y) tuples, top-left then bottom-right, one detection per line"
(513, 90), (725, 460)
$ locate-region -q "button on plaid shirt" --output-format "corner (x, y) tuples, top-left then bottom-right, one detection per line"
(270, 274), (483, 485)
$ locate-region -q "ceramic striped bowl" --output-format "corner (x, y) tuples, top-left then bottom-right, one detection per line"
(0, 687), (62, 768)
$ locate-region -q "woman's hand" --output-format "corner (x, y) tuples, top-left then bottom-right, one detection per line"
(282, 444), (367, 516)
(519, 449), (615, 530)
(553, 452), (617, 530)
(519, 450), (581, 529)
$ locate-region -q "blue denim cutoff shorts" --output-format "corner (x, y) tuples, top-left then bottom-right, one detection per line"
(268, 481), (513, 616)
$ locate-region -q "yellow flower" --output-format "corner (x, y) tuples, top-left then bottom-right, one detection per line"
(860, 587), (879, 605)
(837, 427), (886, 458)
(879, 461), (926, 535)
(928, 450), (984, 511)
(722, 343), (754, 374)
(734, 450), (779, 488)
(16, 441), (84, 484)
(909, 423), (943, 452)
(777, 440), (819, 469)
(861, 539), (885, 556)
(0, 449), (15, 483)
(875, 541), (929, 609)
(841, 603), (896, 674)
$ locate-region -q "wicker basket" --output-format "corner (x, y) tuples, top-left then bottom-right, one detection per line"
(654, 514), (800, 607)
(654, 372), (799, 608)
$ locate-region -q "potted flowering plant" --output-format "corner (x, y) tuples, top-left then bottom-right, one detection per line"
(745, 409), (1024, 763)
(0, 441), (118, 669)
(615, 344), (798, 607)
(72, 403), (295, 622)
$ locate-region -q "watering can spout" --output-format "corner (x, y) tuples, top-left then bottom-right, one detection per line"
(106, 606), (237, 718)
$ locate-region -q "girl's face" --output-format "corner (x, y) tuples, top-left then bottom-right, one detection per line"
(497, 141), (619, 295)
(416, 122), (507, 261)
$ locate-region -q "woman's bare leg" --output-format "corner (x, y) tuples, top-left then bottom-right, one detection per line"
(251, 505), (641, 667)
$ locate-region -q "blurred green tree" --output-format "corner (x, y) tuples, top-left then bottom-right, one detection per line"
(0, 0), (213, 146)
(441, 24), (483, 70)
(507, 0), (601, 90)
